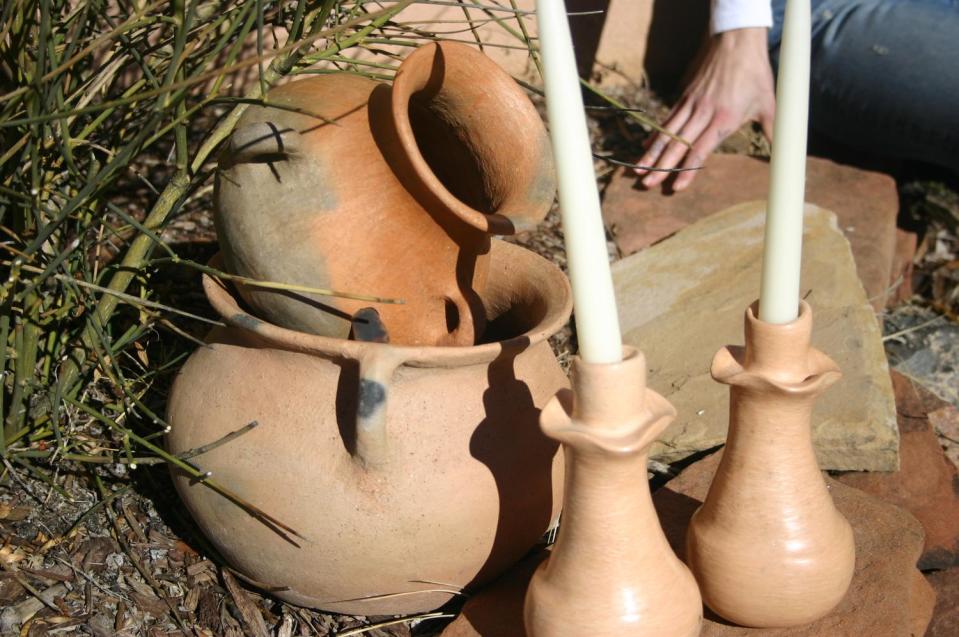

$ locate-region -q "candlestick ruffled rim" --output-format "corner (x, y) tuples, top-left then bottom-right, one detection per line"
(711, 300), (841, 396)
(540, 347), (676, 456)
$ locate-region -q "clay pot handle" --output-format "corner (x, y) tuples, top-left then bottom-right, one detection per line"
(224, 121), (302, 165)
(353, 351), (402, 469)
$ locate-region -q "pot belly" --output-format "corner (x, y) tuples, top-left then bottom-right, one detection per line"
(166, 329), (565, 614)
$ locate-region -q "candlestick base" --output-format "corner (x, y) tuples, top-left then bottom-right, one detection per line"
(523, 348), (702, 637)
(686, 301), (855, 627)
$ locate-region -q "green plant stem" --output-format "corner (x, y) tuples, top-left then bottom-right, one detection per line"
(53, 0), (414, 404)
(0, 314), (8, 455)
(7, 313), (38, 435)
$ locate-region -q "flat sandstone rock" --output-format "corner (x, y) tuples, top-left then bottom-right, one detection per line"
(611, 201), (898, 471)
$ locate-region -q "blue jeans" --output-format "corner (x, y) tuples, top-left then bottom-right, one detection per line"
(768, 0), (959, 173)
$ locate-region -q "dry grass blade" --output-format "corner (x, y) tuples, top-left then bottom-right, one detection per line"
(335, 612), (456, 636)
(325, 587), (465, 603)
(159, 257), (405, 304)
(178, 420), (259, 459)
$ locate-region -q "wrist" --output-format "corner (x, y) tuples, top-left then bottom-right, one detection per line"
(715, 27), (769, 50)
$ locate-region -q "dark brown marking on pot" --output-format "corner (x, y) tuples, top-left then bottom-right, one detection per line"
(357, 379), (387, 419)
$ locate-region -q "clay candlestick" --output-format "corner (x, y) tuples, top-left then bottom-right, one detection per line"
(685, 301), (855, 627)
(524, 347), (703, 637)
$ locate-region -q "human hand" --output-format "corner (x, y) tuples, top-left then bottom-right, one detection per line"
(635, 27), (776, 192)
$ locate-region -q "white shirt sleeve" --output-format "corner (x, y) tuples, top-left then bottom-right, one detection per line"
(710, 0), (773, 35)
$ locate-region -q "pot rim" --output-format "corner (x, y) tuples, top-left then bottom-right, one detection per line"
(390, 41), (543, 236)
(203, 240), (573, 368)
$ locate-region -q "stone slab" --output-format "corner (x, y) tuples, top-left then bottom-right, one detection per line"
(602, 155), (900, 310)
(837, 371), (959, 570)
(611, 201), (899, 471)
(440, 452), (934, 637)
(926, 568), (959, 637)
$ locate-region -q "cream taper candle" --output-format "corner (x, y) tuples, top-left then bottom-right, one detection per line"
(758, 0), (810, 324)
(536, 0), (622, 364)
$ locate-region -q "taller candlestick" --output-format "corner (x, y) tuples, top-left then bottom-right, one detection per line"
(536, 0), (622, 364)
(759, 0), (810, 324)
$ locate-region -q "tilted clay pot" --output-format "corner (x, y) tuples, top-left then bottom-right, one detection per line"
(524, 349), (703, 637)
(214, 41), (555, 347)
(686, 301), (856, 627)
(166, 240), (571, 615)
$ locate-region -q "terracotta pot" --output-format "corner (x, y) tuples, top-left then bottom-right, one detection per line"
(524, 349), (703, 637)
(685, 301), (855, 627)
(214, 41), (555, 347)
(166, 240), (571, 615)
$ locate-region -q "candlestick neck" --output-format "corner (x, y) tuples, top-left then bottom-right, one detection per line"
(739, 300), (823, 383)
(555, 348), (675, 453)
(712, 300), (841, 402)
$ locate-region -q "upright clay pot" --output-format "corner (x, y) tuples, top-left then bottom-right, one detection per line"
(685, 301), (856, 627)
(166, 241), (571, 616)
(214, 41), (555, 347)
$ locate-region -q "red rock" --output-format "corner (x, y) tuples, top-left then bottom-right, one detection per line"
(601, 155), (899, 309)
(837, 371), (959, 569)
(926, 568), (959, 637)
(441, 450), (935, 636)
